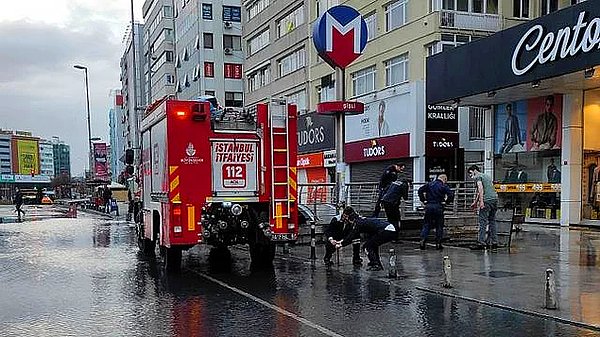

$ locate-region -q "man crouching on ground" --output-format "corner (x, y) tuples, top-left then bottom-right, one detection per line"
(334, 206), (397, 271)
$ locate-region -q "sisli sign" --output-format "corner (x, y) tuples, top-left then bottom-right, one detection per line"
(426, 105), (458, 132)
(297, 112), (335, 154)
(312, 5), (368, 69)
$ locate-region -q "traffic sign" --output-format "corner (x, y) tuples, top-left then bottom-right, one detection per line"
(313, 5), (368, 69)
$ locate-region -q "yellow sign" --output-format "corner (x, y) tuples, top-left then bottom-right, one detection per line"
(495, 183), (561, 193)
(16, 140), (39, 175)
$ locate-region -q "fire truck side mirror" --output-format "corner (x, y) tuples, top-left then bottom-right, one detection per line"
(192, 103), (208, 121)
(125, 149), (134, 165)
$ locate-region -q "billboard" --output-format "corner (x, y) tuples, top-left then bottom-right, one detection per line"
(346, 92), (413, 142)
(495, 94), (563, 153)
(94, 143), (109, 180)
(13, 139), (39, 175)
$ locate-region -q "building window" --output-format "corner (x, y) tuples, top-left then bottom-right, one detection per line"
(248, 66), (271, 92)
(225, 92), (243, 107)
(224, 63), (243, 79)
(165, 51), (174, 62)
(223, 6), (242, 22)
(205, 90), (215, 96)
(428, 34), (473, 56)
(165, 74), (175, 84)
(203, 33), (214, 49)
(223, 35), (242, 50)
(469, 107), (485, 140)
(384, 54), (408, 87)
(278, 49), (305, 77)
(247, 29), (270, 56)
(317, 82), (335, 103)
(202, 3), (213, 20)
(286, 90), (307, 111)
(277, 6), (304, 38)
(385, 0), (407, 32)
(351, 66), (376, 96)
(248, 0), (270, 20)
(432, 0), (497, 14)
(204, 62), (214, 77)
(541, 0), (558, 15)
(364, 12), (377, 41)
(513, 0), (529, 18)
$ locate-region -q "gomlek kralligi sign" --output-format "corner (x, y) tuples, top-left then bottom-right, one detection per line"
(312, 5), (368, 69)
(212, 141), (258, 192)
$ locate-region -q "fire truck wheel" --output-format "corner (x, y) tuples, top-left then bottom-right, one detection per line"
(163, 247), (182, 273)
(249, 241), (275, 267)
(136, 224), (155, 257)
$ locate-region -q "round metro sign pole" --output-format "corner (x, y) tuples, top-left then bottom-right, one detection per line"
(313, 5), (368, 208)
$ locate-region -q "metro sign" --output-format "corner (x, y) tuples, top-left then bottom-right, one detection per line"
(313, 5), (368, 69)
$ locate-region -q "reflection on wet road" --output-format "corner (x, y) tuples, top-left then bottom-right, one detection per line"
(0, 214), (599, 336)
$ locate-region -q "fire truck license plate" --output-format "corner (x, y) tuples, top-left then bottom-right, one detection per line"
(271, 233), (297, 241)
(222, 164), (247, 188)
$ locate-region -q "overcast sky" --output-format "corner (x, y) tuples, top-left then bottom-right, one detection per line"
(0, 0), (144, 176)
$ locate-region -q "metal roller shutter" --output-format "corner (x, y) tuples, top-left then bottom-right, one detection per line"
(350, 158), (414, 183)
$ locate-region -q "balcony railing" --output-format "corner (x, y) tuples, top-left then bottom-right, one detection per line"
(440, 10), (501, 32)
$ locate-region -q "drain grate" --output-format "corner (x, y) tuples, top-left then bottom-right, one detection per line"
(476, 270), (524, 278)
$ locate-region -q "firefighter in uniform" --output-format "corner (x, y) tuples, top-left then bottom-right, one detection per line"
(418, 174), (455, 250)
(381, 178), (409, 232)
(372, 164), (405, 217)
(323, 216), (362, 266)
(335, 207), (397, 271)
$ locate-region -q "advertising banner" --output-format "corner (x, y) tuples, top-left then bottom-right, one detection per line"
(346, 92), (412, 142)
(297, 152), (324, 169)
(14, 139), (39, 175)
(297, 112), (335, 154)
(426, 105), (458, 132)
(345, 134), (410, 163)
(94, 143), (109, 180)
(495, 94), (563, 153)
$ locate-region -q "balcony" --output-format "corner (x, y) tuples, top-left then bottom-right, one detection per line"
(440, 10), (501, 32)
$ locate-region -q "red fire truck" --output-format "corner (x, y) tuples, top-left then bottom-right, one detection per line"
(137, 98), (298, 270)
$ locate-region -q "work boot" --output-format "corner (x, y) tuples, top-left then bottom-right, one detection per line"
(366, 263), (384, 271)
(352, 257), (363, 266)
(419, 239), (426, 250)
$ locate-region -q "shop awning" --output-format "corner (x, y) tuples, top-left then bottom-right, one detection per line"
(426, 1), (600, 106)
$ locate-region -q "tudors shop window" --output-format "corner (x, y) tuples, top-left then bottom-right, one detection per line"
(493, 94), (563, 221)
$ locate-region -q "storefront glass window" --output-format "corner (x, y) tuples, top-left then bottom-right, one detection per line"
(583, 88), (600, 220)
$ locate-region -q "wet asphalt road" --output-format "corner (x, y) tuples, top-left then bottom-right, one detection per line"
(1, 211), (599, 337)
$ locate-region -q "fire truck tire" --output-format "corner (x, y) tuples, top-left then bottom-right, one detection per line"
(163, 247), (182, 272)
(249, 242), (275, 266)
(136, 224), (155, 257)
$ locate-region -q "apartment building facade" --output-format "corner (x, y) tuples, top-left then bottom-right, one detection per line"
(108, 89), (126, 181)
(143, 0), (177, 105)
(174, 0), (244, 107)
(52, 137), (71, 178)
(120, 23), (147, 167)
(0, 131), (11, 175)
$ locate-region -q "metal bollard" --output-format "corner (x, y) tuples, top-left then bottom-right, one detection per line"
(310, 221), (316, 261)
(442, 256), (452, 288)
(388, 248), (397, 278)
(545, 268), (557, 309)
(283, 242), (290, 254)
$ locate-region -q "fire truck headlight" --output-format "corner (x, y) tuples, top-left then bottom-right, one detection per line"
(240, 220), (249, 229)
(222, 202), (232, 208)
(231, 204), (242, 216)
(203, 230), (211, 238)
(174, 226), (183, 233)
(218, 220), (228, 230)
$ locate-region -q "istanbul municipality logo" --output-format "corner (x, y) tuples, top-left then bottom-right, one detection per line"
(313, 5), (368, 69)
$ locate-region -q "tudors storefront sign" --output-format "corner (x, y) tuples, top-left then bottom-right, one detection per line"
(297, 112), (335, 154)
(512, 11), (600, 76)
(345, 134), (409, 163)
(426, 1), (600, 105)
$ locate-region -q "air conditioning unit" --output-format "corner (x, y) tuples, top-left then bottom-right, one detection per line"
(224, 48), (233, 55)
(224, 21), (232, 29)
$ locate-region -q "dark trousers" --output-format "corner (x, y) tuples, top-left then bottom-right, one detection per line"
(324, 240), (361, 262)
(382, 201), (400, 232)
(15, 204), (24, 220)
(372, 189), (385, 217)
(363, 230), (396, 266)
(421, 203), (444, 243)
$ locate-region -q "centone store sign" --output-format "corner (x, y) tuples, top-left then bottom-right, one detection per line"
(427, 1), (600, 105)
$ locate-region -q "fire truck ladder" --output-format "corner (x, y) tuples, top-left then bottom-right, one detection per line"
(269, 101), (291, 220)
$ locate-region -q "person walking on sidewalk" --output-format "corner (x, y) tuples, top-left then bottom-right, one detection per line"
(418, 174), (454, 250)
(381, 178), (409, 231)
(102, 185), (113, 214)
(373, 164), (405, 217)
(468, 165), (499, 249)
(335, 207), (397, 271)
(323, 216), (362, 266)
(13, 187), (25, 221)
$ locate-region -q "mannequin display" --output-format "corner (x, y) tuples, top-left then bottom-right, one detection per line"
(516, 167), (528, 183)
(547, 159), (561, 183)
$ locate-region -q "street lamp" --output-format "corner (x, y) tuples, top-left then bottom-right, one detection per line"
(73, 64), (93, 178)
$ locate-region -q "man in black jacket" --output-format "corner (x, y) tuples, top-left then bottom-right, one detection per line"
(14, 188), (25, 221)
(418, 174), (454, 250)
(335, 207), (397, 271)
(381, 179), (409, 231)
(323, 216), (362, 266)
(372, 164), (405, 217)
